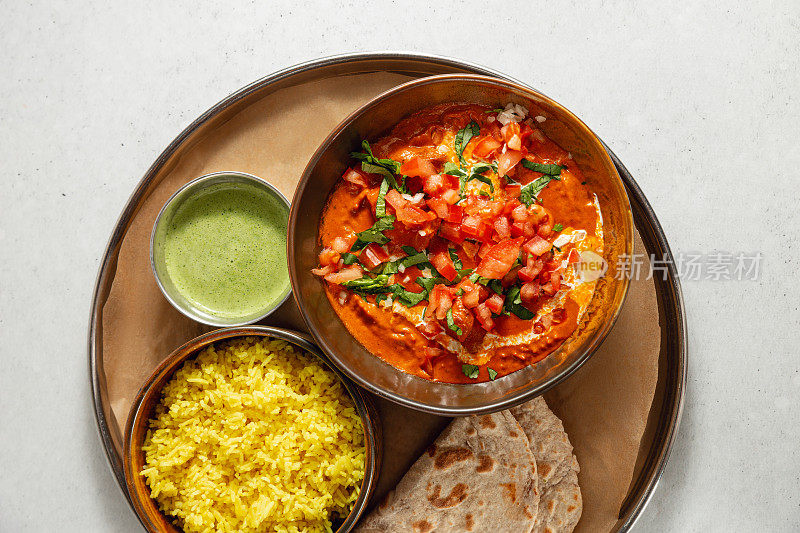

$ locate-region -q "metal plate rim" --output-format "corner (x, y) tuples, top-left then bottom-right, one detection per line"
(88, 51), (686, 532)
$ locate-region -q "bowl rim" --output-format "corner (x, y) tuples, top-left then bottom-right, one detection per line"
(122, 325), (381, 533)
(149, 171), (293, 327)
(288, 73), (634, 415)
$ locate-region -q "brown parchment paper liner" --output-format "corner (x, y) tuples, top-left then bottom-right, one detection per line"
(100, 72), (658, 532)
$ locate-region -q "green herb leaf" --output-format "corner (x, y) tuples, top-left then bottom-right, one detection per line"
(462, 364), (480, 379)
(382, 261), (400, 275)
(375, 293), (389, 305)
(487, 368), (498, 380)
(519, 175), (555, 206)
(416, 276), (438, 293)
(402, 251), (429, 268)
(375, 178), (389, 217)
(469, 172), (494, 192)
(391, 285), (427, 307)
(448, 248), (463, 270)
(503, 286), (535, 319)
(340, 253), (359, 265)
(521, 160), (563, 176)
(341, 274), (393, 294)
(446, 307), (463, 336)
(442, 162), (466, 177)
(351, 216), (395, 251)
(454, 121), (480, 165)
(553, 223), (563, 232)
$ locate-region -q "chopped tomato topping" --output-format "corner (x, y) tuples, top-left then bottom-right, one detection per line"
(500, 122), (521, 143)
(342, 167), (369, 188)
(448, 297), (474, 340)
(384, 189), (407, 212)
(460, 240), (480, 259)
(542, 270), (562, 295)
(360, 244), (389, 270)
(568, 249), (581, 263)
(430, 242), (458, 282)
(400, 156), (436, 177)
(331, 234), (356, 253)
(427, 198), (463, 224)
(476, 237), (523, 279)
(485, 293), (505, 314)
(520, 282), (541, 303)
(461, 215), (492, 242)
(496, 150), (524, 177)
(493, 216), (511, 240)
(438, 222), (464, 244)
(474, 303), (494, 331)
(311, 265), (333, 277)
(324, 265), (363, 284)
(441, 188), (461, 205)
(523, 235), (552, 257)
(318, 247), (340, 267)
(518, 258), (544, 282)
(397, 205), (436, 227)
(472, 136), (502, 158)
(505, 183), (521, 198)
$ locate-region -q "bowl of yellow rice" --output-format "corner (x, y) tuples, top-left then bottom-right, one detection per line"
(123, 326), (381, 533)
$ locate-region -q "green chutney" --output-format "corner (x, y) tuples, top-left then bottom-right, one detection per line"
(162, 182), (289, 319)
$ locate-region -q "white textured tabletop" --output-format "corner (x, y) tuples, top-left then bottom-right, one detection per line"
(1, 1), (798, 531)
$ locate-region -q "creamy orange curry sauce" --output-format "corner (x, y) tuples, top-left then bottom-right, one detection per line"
(314, 102), (602, 383)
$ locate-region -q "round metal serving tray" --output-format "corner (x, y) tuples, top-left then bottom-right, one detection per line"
(89, 52), (686, 532)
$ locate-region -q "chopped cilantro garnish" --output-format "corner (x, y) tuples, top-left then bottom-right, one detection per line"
(402, 251), (429, 268)
(442, 162), (466, 177)
(446, 307), (463, 336)
(375, 178), (389, 217)
(341, 274), (392, 294)
(351, 216), (395, 251)
(553, 223), (563, 232)
(454, 121), (480, 165)
(340, 252), (359, 265)
(351, 140), (405, 192)
(521, 160), (563, 176)
(487, 368), (498, 380)
(519, 175), (556, 206)
(581, 181), (587, 185)
(448, 248), (463, 269)
(504, 286), (535, 319)
(462, 364), (480, 379)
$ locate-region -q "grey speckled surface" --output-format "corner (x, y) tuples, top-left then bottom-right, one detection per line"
(1, 1), (798, 531)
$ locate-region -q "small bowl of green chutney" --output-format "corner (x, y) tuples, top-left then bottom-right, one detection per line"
(151, 171), (291, 326)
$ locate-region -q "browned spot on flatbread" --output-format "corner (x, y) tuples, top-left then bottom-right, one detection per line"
(548, 500), (555, 511)
(567, 505), (576, 512)
(434, 447), (473, 469)
(465, 514), (474, 531)
(479, 415), (496, 429)
(466, 425), (476, 435)
(539, 463), (551, 477)
(426, 444), (437, 457)
(476, 455), (494, 473)
(524, 506), (533, 519)
(413, 519), (434, 533)
(500, 483), (517, 503)
(427, 483), (468, 508)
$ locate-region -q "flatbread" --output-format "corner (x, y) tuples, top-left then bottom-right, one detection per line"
(510, 397), (582, 533)
(356, 411), (538, 533)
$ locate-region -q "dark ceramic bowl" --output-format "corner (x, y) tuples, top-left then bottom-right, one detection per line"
(123, 326), (381, 533)
(288, 74), (633, 416)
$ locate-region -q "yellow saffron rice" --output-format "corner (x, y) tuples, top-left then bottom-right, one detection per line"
(140, 337), (365, 533)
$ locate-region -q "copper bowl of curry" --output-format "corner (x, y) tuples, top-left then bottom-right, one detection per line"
(288, 74), (633, 415)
